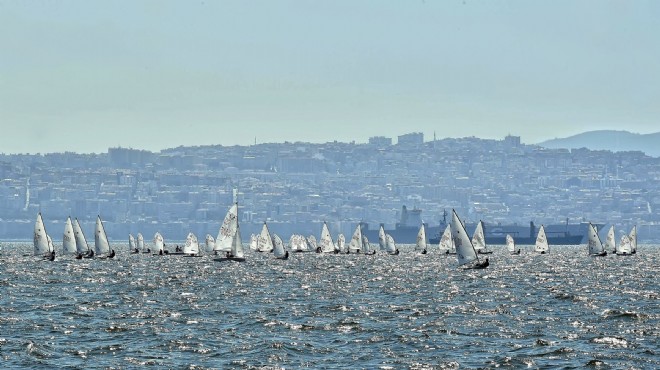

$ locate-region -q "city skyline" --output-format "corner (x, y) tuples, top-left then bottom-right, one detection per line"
(2, 1), (659, 154)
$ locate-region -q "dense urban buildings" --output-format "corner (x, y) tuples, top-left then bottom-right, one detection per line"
(1, 134), (658, 242)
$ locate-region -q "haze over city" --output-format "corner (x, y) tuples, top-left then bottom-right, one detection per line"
(2, 1), (659, 154)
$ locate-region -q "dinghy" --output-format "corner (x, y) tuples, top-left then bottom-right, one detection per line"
(318, 222), (338, 253)
(152, 232), (166, 255)
(137, 233), (149, 254)
(416, 224), (427, 254)
(616, 234), (633, 256)
(472, 220), (492, 254)
(336, 234), (346, 253)
(450, 209), (488, 269)
(94, 215), (115, 259)
(348, 224), (363, 254)
(129, 233), (138, 254)
(438, 224), (456, 255)
(257, 222), (275, 253)
(62, 217), (77, 255)
(604, 225), (616, 254)
(385, 234), (400, 255)
(587, 223), (607, 257)
(182, 232), (201, 257)
(205, 234), (216, 253)
(378, 225), (387, 251)
(629, 226), (637, 254)
(214, 202), (245, 262)
(34, 213), (54, 260)
(273, 234), (289, 260)
(535, 225), (549, 254)
(73, 218), (93, 258)
(506, 234), (520, 255)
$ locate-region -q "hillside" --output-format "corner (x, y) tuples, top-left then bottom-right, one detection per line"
(538, 130), (660, 157)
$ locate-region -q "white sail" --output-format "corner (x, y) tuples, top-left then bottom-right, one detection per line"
(257, 222), (275, 252)
(215, 203), (238, 252)
(47, 234), (55, 253)
(33, 212), (50, 256)
(94, 215), (111, 255)
(205, 234), (215, 252)
(604, 226), (616, 252)
(416, 224), (427, 252)
(336, 234), (346, 253)
(362, 235), (371, 254)
(349, 224), (362, 253)
(535, 225), (549, 253)
(629, 226), (637, 253)
(231, 222), (244, 258)
(183, 232), (199, 255)
(451, 209), (479, 266)
(378, 224), (387, 250)
(385, 234), (397, 254)
(273, 234), (286, 258)
(249, 234), (258, 251)
(587, 223), (605, 255)
(471, 221), (486, 252)
(128, 233), (136, 251)
(438, 224), (454, 253)
(137, 233), (145, 252)
(153, 232), (164, 254)
(319, 222), (335, 253)
(307, 235), (318, 251)
(618, 234), (632, 254)
(73, 218), (90, 254)
(62, 217), (77, 254)
(506, 234), (516, 253)
(289, 234), (301, 252)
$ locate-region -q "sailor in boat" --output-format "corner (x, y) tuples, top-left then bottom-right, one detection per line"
(133, 248), (140, 254)
(48, 251), (55, 261)
(316, 246), (322, 253)
(175, 245), (182, 252)
(225, 251), (234, 258)
(421, 249), (427, 254)
(75, 253), (82, 260)
(277, 250), (290, 260)
(108, 249), (115, 258)
(473, 257), (489, 269)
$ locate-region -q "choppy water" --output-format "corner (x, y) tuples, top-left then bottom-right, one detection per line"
(0, 243), (657, 369)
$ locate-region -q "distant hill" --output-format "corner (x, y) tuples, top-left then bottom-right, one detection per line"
(538, 130), (660, 157)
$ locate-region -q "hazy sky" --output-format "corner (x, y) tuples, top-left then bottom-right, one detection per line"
(1, 1), (659, 154)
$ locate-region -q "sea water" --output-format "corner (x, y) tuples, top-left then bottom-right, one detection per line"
(0, 243), (657, 369)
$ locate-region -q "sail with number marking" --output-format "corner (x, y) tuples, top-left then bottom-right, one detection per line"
(62, 217), (77, 254)
(215, 203), (238, 252)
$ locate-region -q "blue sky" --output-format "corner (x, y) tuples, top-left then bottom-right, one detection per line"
(1, 1), (659, 153)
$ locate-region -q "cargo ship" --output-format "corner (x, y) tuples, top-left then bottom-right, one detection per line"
(363, 206), (594, 245)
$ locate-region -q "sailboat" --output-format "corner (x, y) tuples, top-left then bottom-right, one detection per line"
(290, 234), (306, 253)
(385, 234), (400, 255)
(182, 232), (201, 256)
(438, 224), (456, 255)
(73, 218), (93, 258)
(604, 225), (616, 254)
(62, 217), (77, 255)
(471, 220), (492, 254)
(306, 235), (318, 252)
(506, 234), (520, 255)
(450, 209), (488, 269)
(205, 234), (215, 253)
(616, 234), (633, 256)
(378, 224), (387, 251)
(129, 233), (137, 253)
(249, 234), (258, 251)
(214, 202), (239, 256)
(629, 226), (637, 254)
(535, 225), (549, 254)
(153, 232), (166, 255)
(416, 224), (427, 254)
(94, 215), (115, 259)
(336, 234), (346, 253)
(214, 202), (245, 261)
(348, 224), (363, 254)
(362, 235), (376, 255)
(587, 223), (607, 257)
(273, 234), (289, 260)
(257, 222), (275, 253)
(137, 233), (148, 254)
(33, 213), (54, 260)
(318, 222), (338, 253)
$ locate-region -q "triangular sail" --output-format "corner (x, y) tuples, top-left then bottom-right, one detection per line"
(378, 225), (386, 250)
(183, 232), (199, 255)
(319, 222), (335, 253)
(362, 236), (371, 254)
(231, 222), (244, 258)
(62, 217), (77, 254)
(349, 224), (362, 252)
(438, 224), (454, 253)
(94, 215), (111, 255)
(215, 203), (238, 252)
(249, 234), (258, 251)
(47, 234), (55, 253)
(73, 218), (90, 254)
(153, 232), (164, 253)
(604, 226), (616, 252)
(471, 221), (486, 251)
(506, 234), (516, 253)
(137, 233), (145, 252)
(257, 222), (274, 252)
(34, 213), (50, 256)
(273, 234), (286, 258)
(416, 224), (427, 252)
(385, 234), (396, 253)
(618, 234), (632, 254)
(587, 223), (605, 255)
(451, 209), (479, 266)
(205, 234), (215, 252)
(629, 226), (637, 253)
(307, 235), (317, 251)
(128, 233), (136, 250)
(336, 234), (346, 253)
(535, 225), (549, 253)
